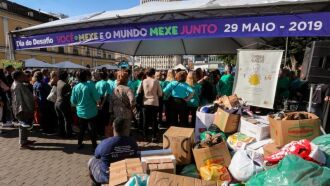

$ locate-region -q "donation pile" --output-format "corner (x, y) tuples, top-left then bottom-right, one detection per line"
(108, 94), (330, 186)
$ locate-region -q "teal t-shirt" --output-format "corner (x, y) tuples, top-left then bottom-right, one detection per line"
(162, 80), (172, 100)
(71, 82), (100, 119)
(217, 74), (234, 96)
(188, 83), (202, 107)
(107, 80), (115, 95)
(95, 80), (110, 97)
(130, 80), (142, 96)
(277, 77), (290, 99)
(163, 81), (194, 99)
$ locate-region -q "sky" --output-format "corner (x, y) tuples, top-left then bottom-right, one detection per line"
(9, 0), (140, 17)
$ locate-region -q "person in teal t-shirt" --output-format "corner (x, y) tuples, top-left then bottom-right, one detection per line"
(186, 71), (201, 127)
(95, 71), (111, 137)
(163, 71), (194, 126)
(71, 70), (100, 149)
(217, 66), (234, 96)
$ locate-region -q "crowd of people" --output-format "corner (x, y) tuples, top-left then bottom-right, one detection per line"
(0, 64), (329, 185)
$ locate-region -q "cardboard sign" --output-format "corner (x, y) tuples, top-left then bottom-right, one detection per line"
(142, 155), (176, 174)
(148, 171), (217, 186)
(234, 50), (283, 109)
(269, 112), (321, 146)
(163, 127), (194, 165)
(193, 142), (232, 171)
(109, 158), (143, 186)
(195, 111), (215, 141)
(239, 116), (270, 141)
(214, 108), (240, 133)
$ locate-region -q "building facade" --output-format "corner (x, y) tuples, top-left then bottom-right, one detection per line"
(0, 0), (126, 67)
(138, 0), (182, 70)
(138, 55), (181, 70)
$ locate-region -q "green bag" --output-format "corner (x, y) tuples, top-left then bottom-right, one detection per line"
(312, 134), (330, 167)
(247, 155), (330, 186)
(180, 164), (200, 178)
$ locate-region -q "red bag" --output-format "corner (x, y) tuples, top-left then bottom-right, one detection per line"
(265, 139), (312, 164)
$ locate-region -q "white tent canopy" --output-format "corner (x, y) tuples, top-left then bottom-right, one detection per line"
(173, 64), (187, 71)
(11, 0), (330, 56)
(94, 64), (119, 70)
(54, 61), (87, 69)
(24, 58), (55, 68)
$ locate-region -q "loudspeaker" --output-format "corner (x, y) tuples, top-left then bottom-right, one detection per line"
(301, 40), (330, 84)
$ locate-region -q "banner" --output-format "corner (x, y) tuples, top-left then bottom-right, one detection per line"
(14, 12), (330, 50)
(233, 50), (283, 109)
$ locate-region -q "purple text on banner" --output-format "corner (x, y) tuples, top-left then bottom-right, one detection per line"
(13, 12), (330, 50)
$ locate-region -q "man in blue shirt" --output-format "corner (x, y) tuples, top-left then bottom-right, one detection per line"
(88, 117), (138, 185)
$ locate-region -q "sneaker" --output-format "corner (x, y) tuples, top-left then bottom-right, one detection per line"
(20, 123), (32, 128)
(20, 144), (34, 150)
(25, 140), (36, 145)
(2, 122), (14, 128)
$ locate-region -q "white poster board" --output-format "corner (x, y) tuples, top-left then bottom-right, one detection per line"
(233, 50), (283, 109)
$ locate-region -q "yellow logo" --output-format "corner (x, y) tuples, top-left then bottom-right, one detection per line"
(249, 74), (260, 86)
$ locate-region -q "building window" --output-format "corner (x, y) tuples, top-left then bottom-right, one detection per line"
(58, 47), (64, 54)
(86, 48), (90, 57)
(28, 11), (34, 17)
(103, 52), (107, 59)
(40, 48), (47, 52)
(0, 2), (7, 9)
(73, 46), (79, 55)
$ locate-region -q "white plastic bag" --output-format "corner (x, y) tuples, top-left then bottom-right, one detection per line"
(228, 150), (264, 182)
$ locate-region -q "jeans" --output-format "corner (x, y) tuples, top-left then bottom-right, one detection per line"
(55, 101), (73, 137)
(88, 157), (107, 185)
(158, 97), (164, 124)
(19, 120), (32, 145)
(143, 105), (158, 138)
(78, 117), (97, 149)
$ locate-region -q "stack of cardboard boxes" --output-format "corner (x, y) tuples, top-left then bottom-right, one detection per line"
(108, 109), (322, 185)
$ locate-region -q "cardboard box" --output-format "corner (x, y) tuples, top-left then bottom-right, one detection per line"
(195, 110), (215, 141)
(163, 127), (194, 165)
(141, 154), (176, 174)
(263, 143), (281, 158)
(246, 138), (273, 154)
(214, 108), (240, 133)
(109, 158), (143, 186)
(157, 163), (175, 174)
(193, 142), (231, 170)
(269, 112), (321, 146)
(239, 116), (270, 141)
(148, 171), (217, 186)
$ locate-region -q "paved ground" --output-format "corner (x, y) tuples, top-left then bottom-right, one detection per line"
(0, 127), (162, 186)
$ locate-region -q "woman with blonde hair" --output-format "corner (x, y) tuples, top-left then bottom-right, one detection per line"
(186, 71), (201, 127)
(162, 69), (175, 126)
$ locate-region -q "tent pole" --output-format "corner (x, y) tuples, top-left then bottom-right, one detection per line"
(284, 37), (289, 67)
(7, 33), (15, 60)
(308, 84), (315, 112)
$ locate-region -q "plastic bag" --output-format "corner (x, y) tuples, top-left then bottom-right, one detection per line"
(180, 164), (200, 178)
(228, 150), (264, 182)
(227, 133), (255, 151)
(200, 163), (231, 184)
(125, 174), (149, 186)
(247, 155), (330, 186)
(265, 139), (325, 165)
(312, 134), (330, 167)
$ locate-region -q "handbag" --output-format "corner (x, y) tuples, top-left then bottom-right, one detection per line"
(47, 86), (57, 103)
